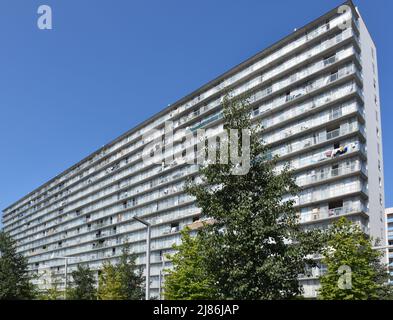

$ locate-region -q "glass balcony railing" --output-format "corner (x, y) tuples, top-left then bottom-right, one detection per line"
(295, 179), (367, 207)
(276, 139), (365, 173)
(263, 101), (362, 145)
(261, 82), (363, 128)
(271, 121), (363, 159)
(296, 162), (366, 187)
(299, 203), (366, 224)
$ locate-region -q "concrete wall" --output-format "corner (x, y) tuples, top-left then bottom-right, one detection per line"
(357, 11), (386, 247)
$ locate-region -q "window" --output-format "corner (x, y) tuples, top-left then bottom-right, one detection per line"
(266, 86), (272, 95)
(330, 70), (338, 82)
(324, 54), (336, 66)
(286, 91), (294, 102)
(330, 106), (342, 120)
(328, 200), (343, 216)
(327, 124), (340, 140)
(170, 222), (180, 233)
(331, 164), (339, 176)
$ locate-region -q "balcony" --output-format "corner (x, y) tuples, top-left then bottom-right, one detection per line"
(294, 178), (367, 207)
(261, 82), (363, 130)
(263, 100), (363, 145)
(296, 162), (366, 187)
(299, 203), (367, 224)
(277, 140), (365, 174)
(271, 121), (363, 160)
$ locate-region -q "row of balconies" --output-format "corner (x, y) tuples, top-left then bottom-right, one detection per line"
(22, 171), (367, 260)
(19, 205), (200, 257)
(10, 127), (364, 252)
(295, 159), (366, 187)
(14, 136), (366, 252)
(263, 99), (362, 145)
(299, 201), (367, 224)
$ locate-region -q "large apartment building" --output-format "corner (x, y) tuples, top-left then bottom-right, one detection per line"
(1, 1), (385, 298)
(386, 208), (393, 284)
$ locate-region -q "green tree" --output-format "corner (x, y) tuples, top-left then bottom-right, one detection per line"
(117, 243), (144, 300)
(67, 264), (97, 300)
(39, 281), (63, 300)
(319, 217), (393, 300)
(185, 94), (322, 299)
(0, 231), (36, 300)
(97, 245), (144, 300)
(164, 228), (219, 300)
(97, 262), (123, 300)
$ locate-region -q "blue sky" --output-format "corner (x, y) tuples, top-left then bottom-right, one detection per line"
(0, 0), (392, 223)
